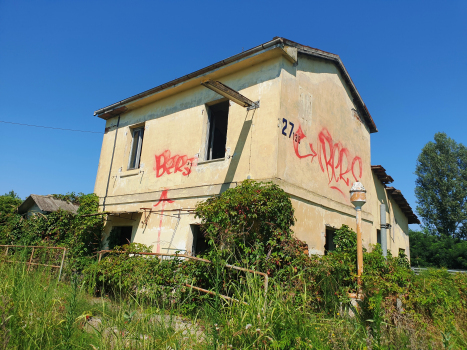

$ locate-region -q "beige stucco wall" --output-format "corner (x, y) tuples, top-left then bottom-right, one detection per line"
(94, 49), (411, 257)
(95, 55), (284, 253)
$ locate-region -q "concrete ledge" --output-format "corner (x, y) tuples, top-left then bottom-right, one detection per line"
(99, 177), (373, 223)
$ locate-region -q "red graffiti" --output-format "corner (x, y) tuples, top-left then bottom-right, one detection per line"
(293, 126), (317, 160)
(154, 150), (197, 177)
(153, 190), (174, 253)
(154, 189), (174, 207)
(293, 125), (363, 197)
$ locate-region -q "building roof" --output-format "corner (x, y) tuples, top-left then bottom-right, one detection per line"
(17, 194), (79, 215)
(371, 165), (419, 224)
(385, 187), (420, 225)
(371, 165), (394, 185)
(94, 37), (377, 133)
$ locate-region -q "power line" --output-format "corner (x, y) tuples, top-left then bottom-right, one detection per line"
(0, 120), (103, 134)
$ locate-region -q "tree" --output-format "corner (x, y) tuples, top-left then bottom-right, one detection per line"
(415, 133), (467, 239)
(409, 228), (467, 269)
(0, 190), (22, 218)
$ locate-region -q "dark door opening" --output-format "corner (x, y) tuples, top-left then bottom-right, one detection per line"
(324, 227), (336, 255)
(108, 226), (133, 250)
(191, 224), (208, 256)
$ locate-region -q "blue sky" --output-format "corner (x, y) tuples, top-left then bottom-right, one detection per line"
(1, 0), (466, 226)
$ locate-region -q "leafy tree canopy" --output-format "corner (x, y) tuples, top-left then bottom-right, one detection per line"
(0, 190), (22, 222)
(415, 132), (467, 239)
(409, 228), (467, 269)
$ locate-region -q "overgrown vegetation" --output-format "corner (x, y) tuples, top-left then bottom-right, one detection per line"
(410, 228), (467, 269)
(194, 180), (304, 275)
(0, 191), (103, 270)
(1, 181), (467, 348)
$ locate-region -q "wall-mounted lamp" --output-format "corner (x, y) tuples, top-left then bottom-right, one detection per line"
(350, 182), (366, 285)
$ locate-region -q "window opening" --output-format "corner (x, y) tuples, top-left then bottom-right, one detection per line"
(377, 229), (381, 245)
(191, 224), (208, 256)
(108, 226), (133, 250)
(206, 101), (229, 160)
(324, 227), (336, 254)
(128, 126), (144, 169)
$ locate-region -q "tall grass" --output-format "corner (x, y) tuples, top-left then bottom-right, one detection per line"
(1, 254), (467, 349)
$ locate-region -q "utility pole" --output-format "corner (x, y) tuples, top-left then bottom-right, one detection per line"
(350, 182), (366, 285)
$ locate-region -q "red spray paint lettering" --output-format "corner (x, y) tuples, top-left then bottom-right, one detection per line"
(154, 150), (197, 178)
(293, 125), (363, 197)
(153, 190), (174, 253)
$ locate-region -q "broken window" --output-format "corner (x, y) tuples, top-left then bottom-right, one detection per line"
(206, 100), (229, 160)
(108, 226), (133, 250)
(324, 227), (336, 254)
(128, 126), (144, 169)
(191, 224), (208, 256)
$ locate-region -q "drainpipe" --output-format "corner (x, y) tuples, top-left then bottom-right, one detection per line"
(102, 115), (120, 212)
(380, 204), (387, 257)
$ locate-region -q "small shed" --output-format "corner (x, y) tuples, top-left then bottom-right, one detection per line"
(18, 195), (79, 218)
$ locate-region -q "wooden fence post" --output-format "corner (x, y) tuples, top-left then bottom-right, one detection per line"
(27, 247), (35, 272)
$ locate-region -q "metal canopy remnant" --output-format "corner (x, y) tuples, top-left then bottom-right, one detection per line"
(386, 187), (420, 224)
(201, 80), (258, 109)
(371, 165), (394, 185)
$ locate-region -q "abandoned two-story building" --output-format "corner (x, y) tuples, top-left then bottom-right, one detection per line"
(93, 37), (419, 258)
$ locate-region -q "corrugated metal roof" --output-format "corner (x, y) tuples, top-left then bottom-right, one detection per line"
(17, 195), (79, 215)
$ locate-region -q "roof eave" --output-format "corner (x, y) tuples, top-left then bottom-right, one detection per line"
(94, 37), (285, 118)
(94, 37), (378, 134)
(280, 38), (377, 133)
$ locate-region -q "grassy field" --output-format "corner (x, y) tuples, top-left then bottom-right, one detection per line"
(1, 258), (467, 350)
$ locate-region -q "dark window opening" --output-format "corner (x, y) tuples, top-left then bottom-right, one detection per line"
(191, 224), (209, 256)
(108, 226), (133, 250)
(206, 101), (229, 160)
(129, 126), (144, 169)
(377, 229), (381, 245)
(324, 227), (336, 255)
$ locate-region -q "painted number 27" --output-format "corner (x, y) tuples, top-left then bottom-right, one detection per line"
(282, 118), (294, 138)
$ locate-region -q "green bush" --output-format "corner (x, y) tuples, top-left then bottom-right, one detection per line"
(83, 243), (183, 301)
(194, 180), (305, 274)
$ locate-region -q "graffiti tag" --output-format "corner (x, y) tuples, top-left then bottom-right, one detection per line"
(153, 189), (174, 253)
(154, 150), (197, 178)
(292, 124), (363, 197)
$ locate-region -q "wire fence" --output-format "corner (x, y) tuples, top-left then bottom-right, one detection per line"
(0, 245), (67, 281)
